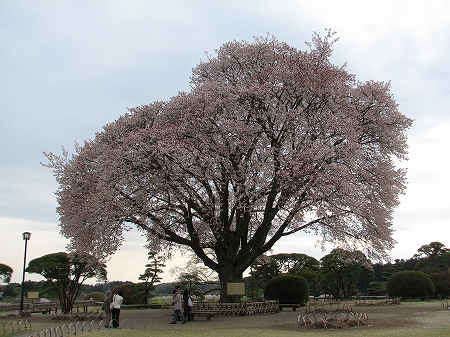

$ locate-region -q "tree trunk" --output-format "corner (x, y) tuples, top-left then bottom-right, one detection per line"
(217, 266), (244, 303)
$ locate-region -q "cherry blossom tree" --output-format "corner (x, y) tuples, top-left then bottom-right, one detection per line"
(44, 31), (412, 302)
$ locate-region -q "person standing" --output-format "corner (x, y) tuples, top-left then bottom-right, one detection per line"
(111, 289), (124, 328)
(103, 290), (112, 327)
(170, 289), (186, 324)
(182, 288), (193, 321)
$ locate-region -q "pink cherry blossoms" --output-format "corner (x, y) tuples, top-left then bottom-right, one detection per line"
(44, 31), (412, 301)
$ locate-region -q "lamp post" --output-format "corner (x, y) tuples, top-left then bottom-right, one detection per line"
(19, 231), (31, 316)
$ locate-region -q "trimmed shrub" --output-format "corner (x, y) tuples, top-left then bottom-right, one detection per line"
(366, 281), (387, 296)
(112, 283), (136, 304)
(387, 270), (435, 299)
(83, 292), (106, 301)
(264, 274), (309, 305)
(430, 270), (450, 297)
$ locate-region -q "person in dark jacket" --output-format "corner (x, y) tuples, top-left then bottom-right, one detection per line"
(103, 290), (112, 327)
(183, 288), (193, 321)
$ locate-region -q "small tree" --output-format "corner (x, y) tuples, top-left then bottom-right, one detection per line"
(366, 281), (387, 296)
(264, 274), (309, 305)
(285, 254), (321, 298)
(245, 276), (264, 300)
(249, 254), (281, 291)
(387, 270), (435, 299)
(320, 249), (373, 299)
(251, 253), (321, 298)
(0, 283), (17, 299)
(26, 252), (107, 313)
(171, 255), (219, 300)
(83, 292), (106, 301)
(135, 251), (165, 304)
(429, 271), (450, 298)
(0, 264), (13, 284)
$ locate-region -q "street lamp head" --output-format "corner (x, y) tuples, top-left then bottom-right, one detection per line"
(22, 232), (31, 240)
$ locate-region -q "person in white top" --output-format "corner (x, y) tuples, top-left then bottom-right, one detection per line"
(111, 289), (124, 328)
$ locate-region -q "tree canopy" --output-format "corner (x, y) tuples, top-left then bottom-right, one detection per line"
(414, 242), (450, 274)
(250, 253), (321, 298)
(0, 263), (13, 284)
(26, 252), (106, 313)
(44, 31), (412, 301)
(320, 248), (373, 299)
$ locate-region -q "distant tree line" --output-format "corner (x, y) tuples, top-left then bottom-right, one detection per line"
(247, 241), (450, 300)
(2, 241), (449, 306)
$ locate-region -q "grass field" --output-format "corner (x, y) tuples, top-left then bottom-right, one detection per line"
(2, 301), (450, 337)
(59, 322), (450, 337)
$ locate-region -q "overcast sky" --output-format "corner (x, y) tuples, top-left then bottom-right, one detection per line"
(1, 0), (449, 285)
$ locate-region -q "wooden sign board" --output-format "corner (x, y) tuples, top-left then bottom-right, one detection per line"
(27, 291), (39, 299)
(226, 280), (246, 296)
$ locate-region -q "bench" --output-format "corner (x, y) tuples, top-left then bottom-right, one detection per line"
(279, 304), (300, 311)
(189, 311), (216, 321)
